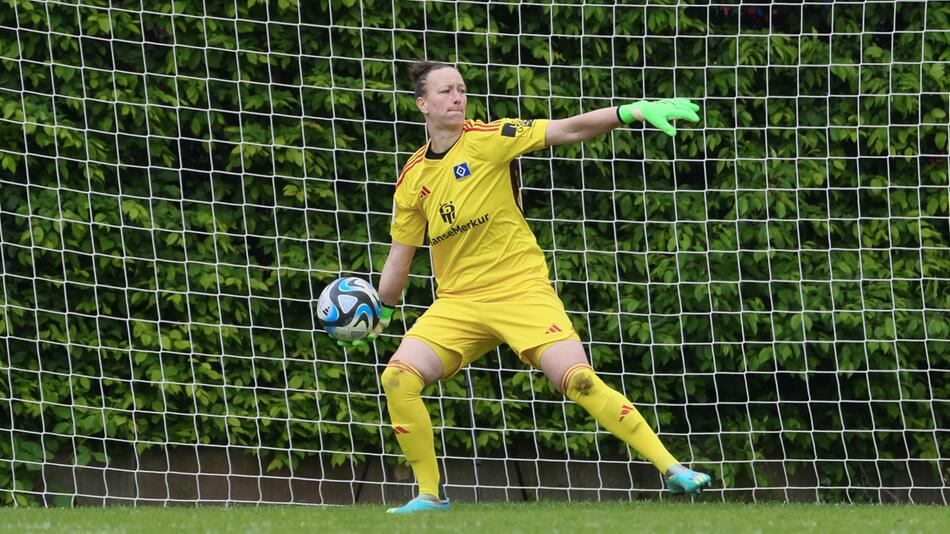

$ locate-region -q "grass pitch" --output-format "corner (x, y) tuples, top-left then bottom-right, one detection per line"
(1, 501), (947, 533)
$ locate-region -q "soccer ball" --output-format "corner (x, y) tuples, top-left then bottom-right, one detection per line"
(317, 277), (381, 342)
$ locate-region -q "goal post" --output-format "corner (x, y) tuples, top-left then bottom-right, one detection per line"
(0, 0), (947, 506)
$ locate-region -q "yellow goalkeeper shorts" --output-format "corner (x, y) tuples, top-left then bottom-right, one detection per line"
(404, 279), (580, 379)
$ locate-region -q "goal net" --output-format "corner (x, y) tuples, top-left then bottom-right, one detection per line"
(1, 0), (947, 506)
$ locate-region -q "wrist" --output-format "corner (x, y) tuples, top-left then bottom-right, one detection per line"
(617, 101), (647, 124)
(379, 303), (396, 321)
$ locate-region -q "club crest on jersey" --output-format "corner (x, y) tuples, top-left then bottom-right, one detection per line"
(453, 162), (472, 180)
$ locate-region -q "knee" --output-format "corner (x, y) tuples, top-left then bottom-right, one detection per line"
(562, 365), (602, 399)
(382, 361), (425, 398)
(391, 338), (448, 383)
(381, 365), (400, 396)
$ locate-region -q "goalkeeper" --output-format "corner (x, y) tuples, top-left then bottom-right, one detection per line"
(349, 61), (712, 513)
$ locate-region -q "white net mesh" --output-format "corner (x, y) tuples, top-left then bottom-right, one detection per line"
(0, 0), (947, 506)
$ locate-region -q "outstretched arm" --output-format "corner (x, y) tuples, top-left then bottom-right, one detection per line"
(545, 107), (621, 146)
(545, 98), (701, 146)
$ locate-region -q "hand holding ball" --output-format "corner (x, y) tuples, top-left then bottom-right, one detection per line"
(317, 277), (393, 346)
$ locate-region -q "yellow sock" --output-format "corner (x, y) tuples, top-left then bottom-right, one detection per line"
(381, 361), (440, 498)
(563, 365), (678, 473)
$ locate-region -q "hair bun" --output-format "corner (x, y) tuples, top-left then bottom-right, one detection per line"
(408, 61), (451, 97)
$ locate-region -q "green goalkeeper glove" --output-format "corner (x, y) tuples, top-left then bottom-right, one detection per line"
(617, 98), (701, 137)
(336, 303), (395, 348)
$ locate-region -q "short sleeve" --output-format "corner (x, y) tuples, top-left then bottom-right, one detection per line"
(485, 118), (550, 162)
(390, 189), (427, 247)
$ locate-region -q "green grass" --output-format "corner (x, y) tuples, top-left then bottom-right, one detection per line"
(1, 501), (947, 533)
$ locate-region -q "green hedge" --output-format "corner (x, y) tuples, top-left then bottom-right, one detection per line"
(1, 0), (949, 504)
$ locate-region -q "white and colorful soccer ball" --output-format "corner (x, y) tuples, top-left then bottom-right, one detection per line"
(317, 277), (381, 342)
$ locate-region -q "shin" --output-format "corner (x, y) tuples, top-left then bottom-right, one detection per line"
(537, 340), (679, 473)
(381, 338), (445, 498)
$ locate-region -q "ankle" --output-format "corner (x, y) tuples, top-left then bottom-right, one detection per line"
(665, 463), (688, 477)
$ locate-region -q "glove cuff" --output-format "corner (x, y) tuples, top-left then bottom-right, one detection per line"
(617, 101), (645, 124)
(379, 304), (395, 322)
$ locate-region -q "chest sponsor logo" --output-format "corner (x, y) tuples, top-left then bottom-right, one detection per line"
(439, 202), (456, 223)
(453, 162), (472, 180)
(430, 213), (491, 246)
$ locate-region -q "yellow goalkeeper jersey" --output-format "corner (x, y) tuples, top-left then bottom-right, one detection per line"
(391, 118), (551, 298)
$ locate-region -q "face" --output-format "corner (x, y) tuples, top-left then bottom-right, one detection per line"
(416, 67), (467, 130)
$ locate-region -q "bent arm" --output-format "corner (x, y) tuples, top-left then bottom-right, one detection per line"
(545, 107), (636, 146)
(377, 241), (417, 307)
